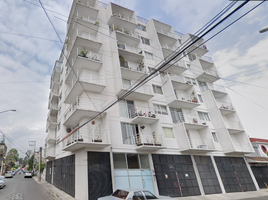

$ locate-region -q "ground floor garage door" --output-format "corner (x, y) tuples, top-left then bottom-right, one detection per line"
(88, 152), (112, 200)
(251, 166), (268, 189)
(46, 161), (52, 184)
(53, 155), (75, 197)
(152, 154), (201, 197)
(214, 156), (256, 193)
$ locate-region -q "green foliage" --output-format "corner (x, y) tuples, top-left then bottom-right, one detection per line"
(35, 163), (46, 173)
(27, 154), (34, 171)
(79, 47), (88, 58)
(6, 148), (19, 170)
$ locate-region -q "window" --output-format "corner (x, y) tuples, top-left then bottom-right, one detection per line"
(112, 190), (129, 199)
(185, 77), (197, 85)
(58, 107), (61, 116)
(137, 24), (146, 32)
(113, 154), (127, 169)
(117, 43), (125, 50)
(198, 111), (210, 121)
(169, 107), (185, 123)
(57, 122), (61, 131)
(141, 37), (150, 45)
(198, 95), (203, 103)
(139, 154), (150, 169)
(152, 85), (163, 94)
(143, 191), (157, 200)
(59, 93), (62, 101)
(153, 104), (168, 115)
(163, 127), (174, 138)
(198, 81), (208, 92)
(178, 39), (182, 44)
(133, 192), (145, 200)
(212, 132), (218, 143)
(118, 100), (135, 118)
(144, 51), (154, 60)
(121, 122), (136, 145)
(127, 154), (139, 169)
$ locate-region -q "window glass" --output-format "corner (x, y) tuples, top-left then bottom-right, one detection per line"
(163, 127), (174, 138)
(141, 37), (150, 45)
(212, 132), (218, 143)
(57, 122), (61, 131)
(127, 154), (139, 169)
(198, 81), (208, 92)
(145, 51), (154, 60)
(121, 122), (136, 145)
(137, 24), (146, 32)
(112, 190), (129, 199)
(152, 85), (163, 94)
(170, 107), (185, 123)
(198, 95), (203, 103)
(118, 44), (125, 50)
(143, 191), (157, 199)
(198, 112), (210, 121)
(139, 154), (150, 169)
(160, 105), (168, 115)
(153, 104), (168, 115)
(133, 192), (145, 200)
(113, 154), (127, 169)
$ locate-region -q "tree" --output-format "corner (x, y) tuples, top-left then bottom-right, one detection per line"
(27, 155), (34, 171)
(6, 148), (19, 171)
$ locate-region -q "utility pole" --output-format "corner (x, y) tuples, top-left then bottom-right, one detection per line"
(29, 141), (36, 175)
(38, 147), (42, 181)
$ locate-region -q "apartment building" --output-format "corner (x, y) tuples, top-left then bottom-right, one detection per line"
(44, 1), (258, 199)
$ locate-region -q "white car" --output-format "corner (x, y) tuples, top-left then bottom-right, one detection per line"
(98, 189), (172, 200)
(24, 171), (33, 178)
(0, 176), (6, 188)
(4, 171), (13, 178)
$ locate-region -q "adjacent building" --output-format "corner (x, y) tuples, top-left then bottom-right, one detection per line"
(44, 1), (259, 199)
(0, 139), (7, 175)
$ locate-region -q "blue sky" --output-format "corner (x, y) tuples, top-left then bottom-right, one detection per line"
(0, 0), (267, 156)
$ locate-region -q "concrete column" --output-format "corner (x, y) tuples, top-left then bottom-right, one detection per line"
(243, 157), (260, 191)
(191, 155), (205, 195)
(148, 153), (159, 196)
(75, 150), (88, 200)
(110, 147), (115, 191)
(210, 155), (226, 193)
(51, 160), (54, 185)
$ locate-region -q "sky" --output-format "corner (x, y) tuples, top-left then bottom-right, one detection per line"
(0, 0), (267, 157)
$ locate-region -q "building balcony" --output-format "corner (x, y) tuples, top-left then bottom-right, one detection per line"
(195, 68), (220, 83)
(48, 103), (59, 116)
(225, 120), (244, 133)
(64, 97), (106, 127)
(200, 55), (214, 68)
(161, 60), (187, 75)
(111, 24), (140, 46)
(128, 106), (159, 124)
(186, 42), (209, 56)
(108, 11), (137, 31)
(134, 134), (165, 150)
(117, 84), (153, 101)
(182, 114), (209, 129)
(49, 90), (59, 103)
(167, 93), (200, 109)
(50, 60), (61, 88)
(209, 84), (227, 98)
(68, 48), (103, 72)
(216, 100), (235, 115)
(64, 71), (105, 104)
(156, 27), (177, 45)
(50, 78), (60, 92)
(162, 74), (193, 90)
(227, 142), (254, 154)
(46, 116), (58, 130)
(181, 139), (216, 153)
(44, 147), (55, 160)
(46, 132), (56, 144)
(117, 44), (144, 63)
(120, 61), (147, 80)
(62, 125), (110, 151)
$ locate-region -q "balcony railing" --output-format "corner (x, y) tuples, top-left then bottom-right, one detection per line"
(161, 43), (177, 51)
(155, 27), (175, 38)
(49, 103), (58, 110)
(201, 55), (213, 63)
(62, 125), (109, 147)
(175, 93), (199, 104)
(120, 61), (146, 73)
(111, 13), (135, 23)
(123, 83), (152, 95)
(162, 74), (187, 84)
(216, 100), (234, 110)
(46, 132), (56, 143)
(127, 106), (157, 119)
(44, 147), (55, 158)
(209, 84), (226, 93)
(71, 48), (103, 66)
(189, 139), (215, 150)
(233, 142), (252, 152)
(226, 120), (243, 130)
(118, 44), (142, 55)
(76, 29), (101, 43)
(132, 134), (164, 147)
(47, 115), (57, 123)
(77, 12), (100, 25)
(76, 0), (98, 9)
(64, 97), (106, 121)
(136, 16), (149, 24)
(203, 68), (219, 77)
(98, 1), (107, 8)
(111, 25), (140, 39)
(183, 114), (207, 125)
(174, 30), (184, 38)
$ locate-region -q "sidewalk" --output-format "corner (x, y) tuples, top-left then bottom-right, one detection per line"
(33, 176), (268, 200)
(33, 177), (76, 200)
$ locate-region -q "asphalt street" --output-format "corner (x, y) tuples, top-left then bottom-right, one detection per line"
(0, 172), (52, 200)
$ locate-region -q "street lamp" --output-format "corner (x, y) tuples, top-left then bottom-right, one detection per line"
(259, 25), (268, 33)
(0, 109), (16, 114)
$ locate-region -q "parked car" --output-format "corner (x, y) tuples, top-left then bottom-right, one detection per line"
(98, 189), (172, 200)
(24, 170), (33, 178)
(5, 171), (13, 178)
(0, 176), (6, 188)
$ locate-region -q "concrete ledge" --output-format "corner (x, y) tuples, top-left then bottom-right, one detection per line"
(33, 177), (76, 200)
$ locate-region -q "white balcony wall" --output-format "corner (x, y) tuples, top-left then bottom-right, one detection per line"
(173, 123), (189, 149)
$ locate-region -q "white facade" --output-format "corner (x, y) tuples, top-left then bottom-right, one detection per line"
(44, 1), (257, 199)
